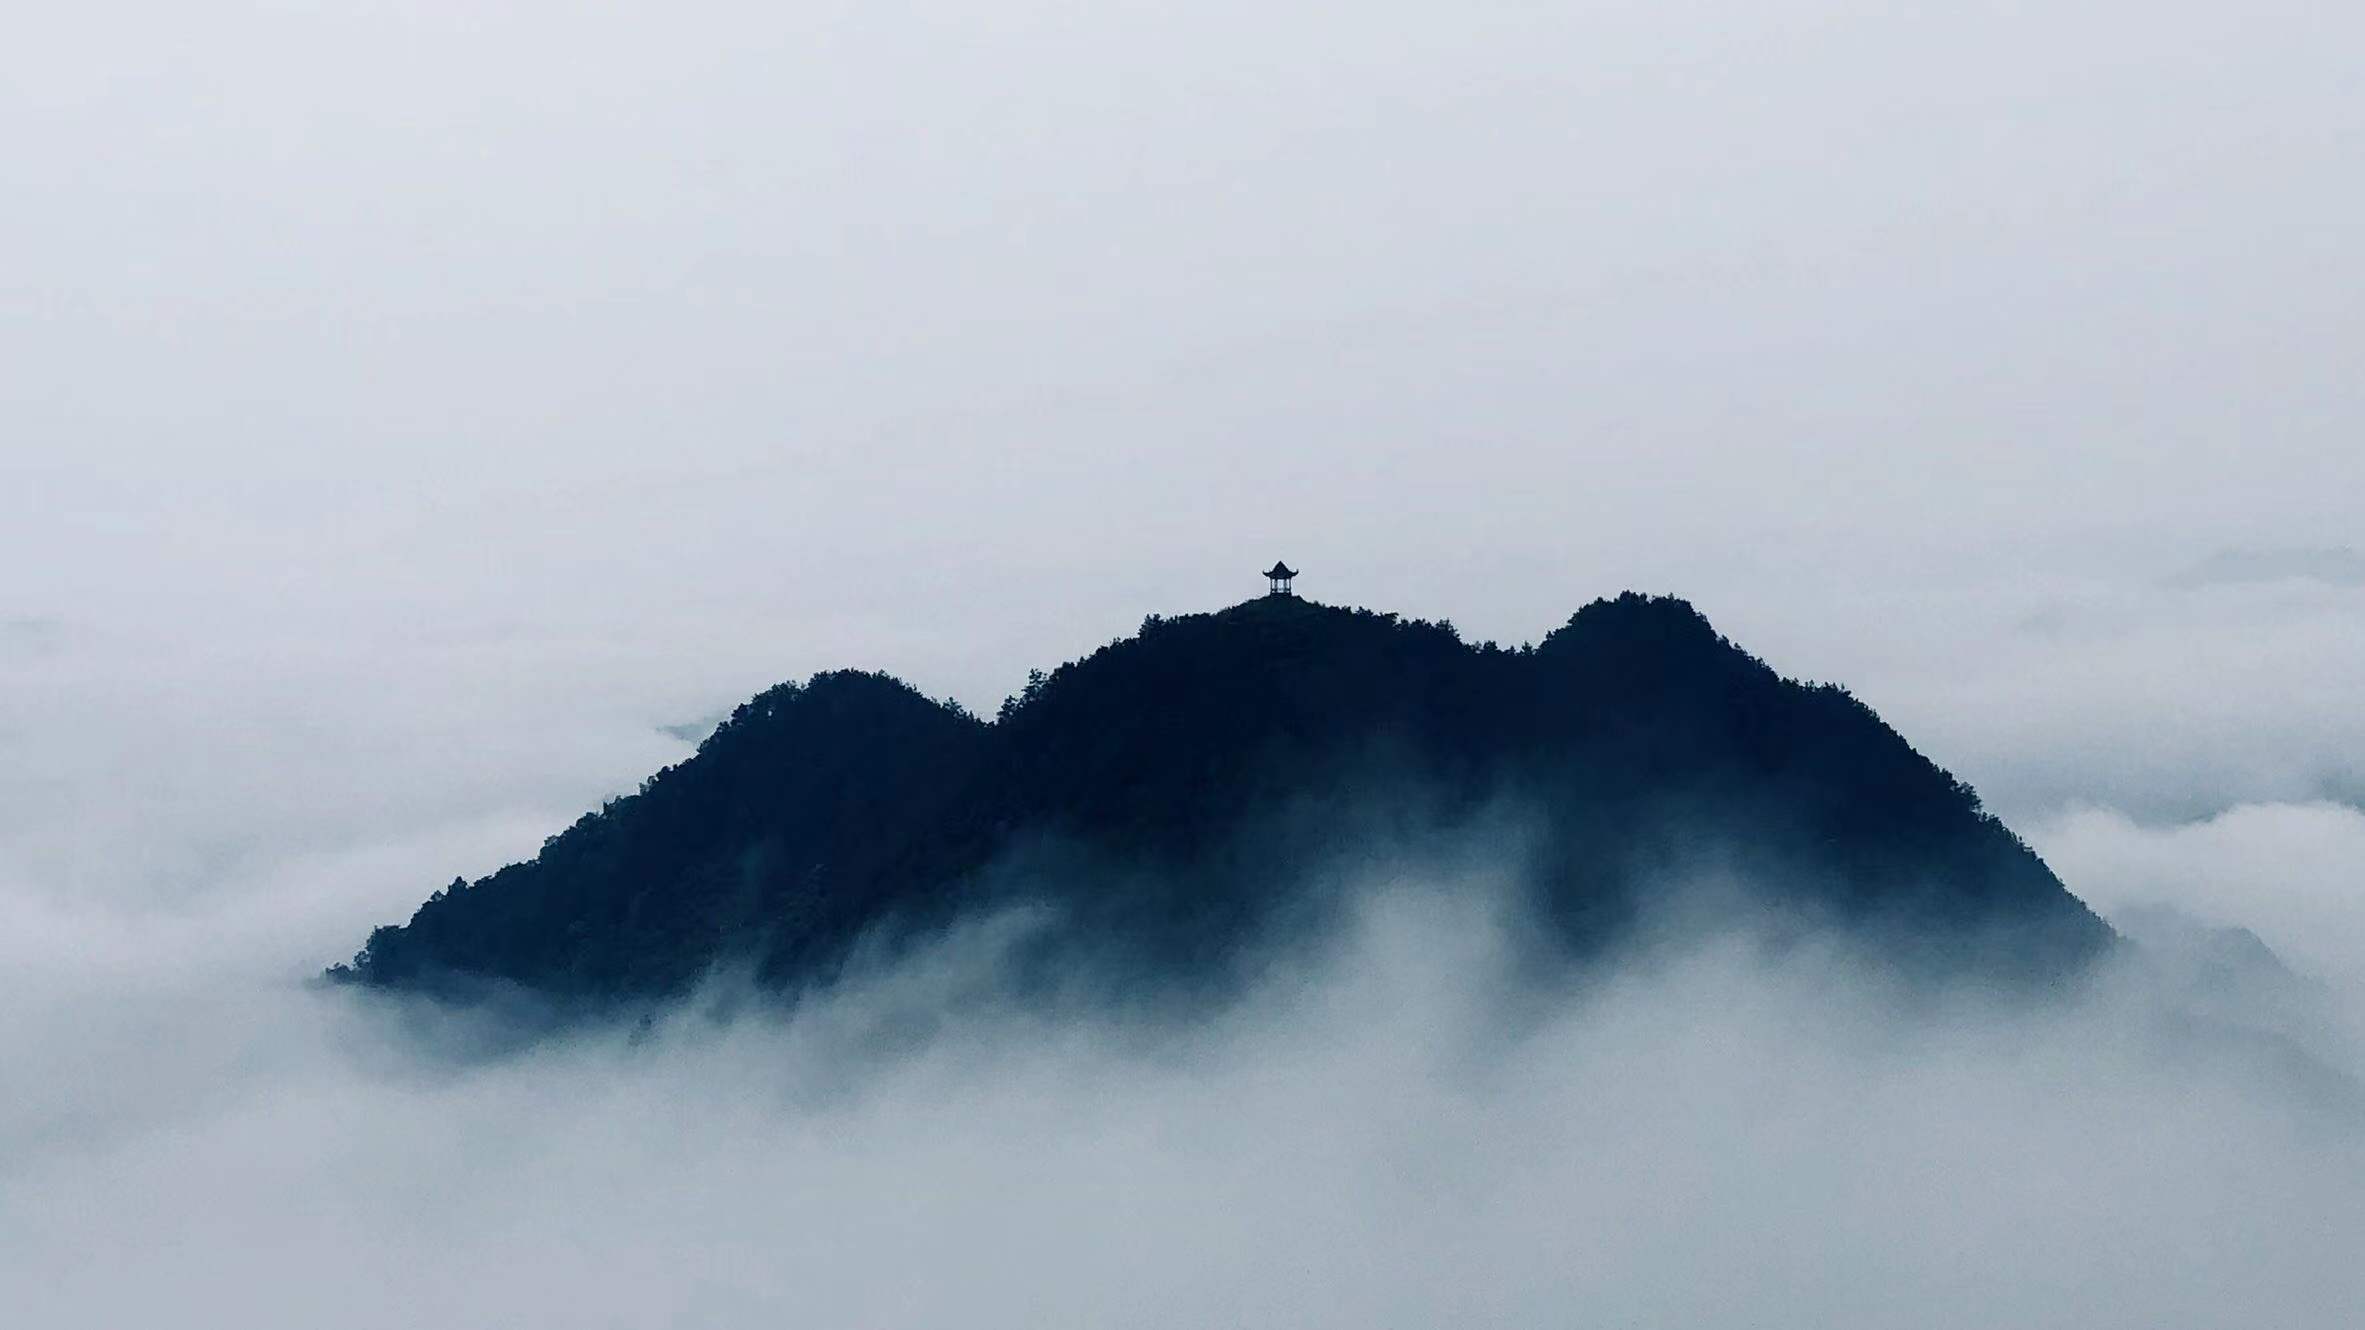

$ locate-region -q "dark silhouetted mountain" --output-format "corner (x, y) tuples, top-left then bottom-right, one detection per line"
(330, 594), (2114, 1004)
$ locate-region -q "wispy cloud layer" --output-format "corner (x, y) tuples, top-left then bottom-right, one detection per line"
(5, 875), (2362, 1330)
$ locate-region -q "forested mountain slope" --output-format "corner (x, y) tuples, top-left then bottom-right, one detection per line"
(333, 594), (2113, 1002)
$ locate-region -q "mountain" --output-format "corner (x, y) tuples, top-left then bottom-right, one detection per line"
(330, 593), (2114, 1004)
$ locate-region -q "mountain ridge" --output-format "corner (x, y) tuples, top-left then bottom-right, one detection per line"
(332, 592), (2115, 1004)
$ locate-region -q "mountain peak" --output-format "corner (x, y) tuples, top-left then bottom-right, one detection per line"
(334, 593), (2113, 1005)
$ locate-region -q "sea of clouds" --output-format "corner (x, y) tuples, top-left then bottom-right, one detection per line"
(3, 582), (2363, 1328)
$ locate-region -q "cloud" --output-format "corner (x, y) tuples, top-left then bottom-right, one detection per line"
(2168, 547), (2365, 590)
(1781, 575), (2365, 826)
(2033, 801), (2365, 995)
(4, 875), (2363, 1330)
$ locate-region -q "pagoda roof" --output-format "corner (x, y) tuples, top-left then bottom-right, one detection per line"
(1264, 562), (1297, 579)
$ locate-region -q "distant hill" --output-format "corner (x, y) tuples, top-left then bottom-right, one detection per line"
(331, 593), (2114, 1004)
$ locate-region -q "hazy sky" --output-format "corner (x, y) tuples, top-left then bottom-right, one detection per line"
(7, 2), (2362, 808)
(4, 4), (2363, 1325)
(4, 0), (2360, 905)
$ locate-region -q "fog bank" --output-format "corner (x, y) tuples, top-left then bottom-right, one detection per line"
(5, 852), (2363, 1329)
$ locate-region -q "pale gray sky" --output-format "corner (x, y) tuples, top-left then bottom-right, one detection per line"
(8, 3), (2362, 810)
